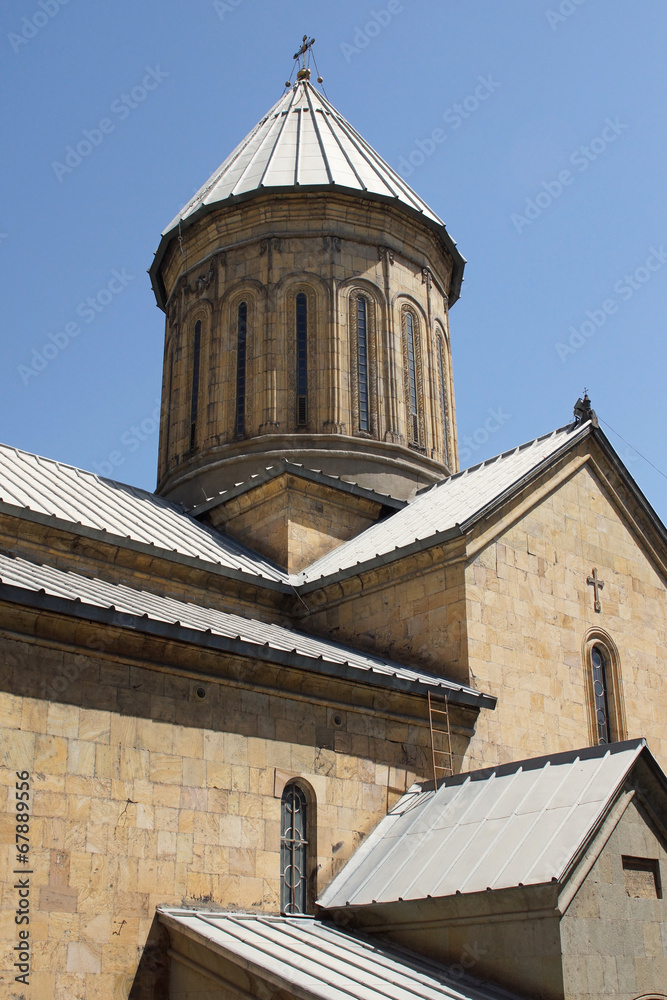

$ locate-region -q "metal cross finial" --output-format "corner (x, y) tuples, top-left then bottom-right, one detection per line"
(294, 35), (315, 71)
(587, 568), (604, 613)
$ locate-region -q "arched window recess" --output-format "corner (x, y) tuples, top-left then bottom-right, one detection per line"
(189, 319), (202, 452)
(436, 330), (451, 467)
(236, 301), (248, 437)
(295, 292), (308, 427)
(280, 782), (309, 914)
(583, 631), (625, 747)
(402, 307), (422, 447)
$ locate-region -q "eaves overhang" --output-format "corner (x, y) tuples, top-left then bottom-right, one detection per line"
(0, 582), (496, 710)
(0, 500), (291, 594)
(188, 458), (407, 518)
(148, 186), (465, 313)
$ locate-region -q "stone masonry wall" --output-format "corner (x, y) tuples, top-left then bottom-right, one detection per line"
(561, 796), (667, 998)
(156, 192), (457, 503)
(0, 633), (431, 1000)
(463, 463), (667, 772)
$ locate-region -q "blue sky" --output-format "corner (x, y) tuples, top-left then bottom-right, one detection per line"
(2, 0), (667, 520)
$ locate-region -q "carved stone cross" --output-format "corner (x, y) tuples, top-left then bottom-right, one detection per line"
(587, 568), (604, 613)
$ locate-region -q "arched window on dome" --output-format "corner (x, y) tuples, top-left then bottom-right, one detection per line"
(356, 296), (369, 432)
(236, 302), (248, 437)
(436, 330), (451, 468)
(296, 292), (308, 426)
(584, 632), (625, 746)
(189, 319), (202, 452)
(163, 350), (174, 467)
(402, 308), (422, 447)
(349, 291), (377, 435)
(280, 782), (308, 914)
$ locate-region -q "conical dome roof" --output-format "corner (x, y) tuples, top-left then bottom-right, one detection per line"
(151, 79), (463, 308)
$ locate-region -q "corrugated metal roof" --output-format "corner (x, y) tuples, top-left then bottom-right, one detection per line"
(151, 79), (465, 311)
(318, 740), (647, 908)
(164, 80), (446, 236)
(0, 552), (492, 704)
(0, 442), (287, 583)
(158, 910), (524, 1000)
(298, 423), (587, 586)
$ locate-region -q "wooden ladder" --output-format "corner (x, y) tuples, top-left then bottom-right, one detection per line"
(428, 691), (454, 789)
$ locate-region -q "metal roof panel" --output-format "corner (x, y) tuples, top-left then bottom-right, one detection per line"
(318, 741), (648, 907)
(158, 911), (524, 1000)
(298, 423), (587, 585)
(164, 81), (448, 235)
(0, 442), (287, 583)
(0, 552), (490, 703)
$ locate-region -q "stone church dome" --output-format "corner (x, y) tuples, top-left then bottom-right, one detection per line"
(150, 75), (465, 506)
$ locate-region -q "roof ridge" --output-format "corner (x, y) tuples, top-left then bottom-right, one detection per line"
(434, 421), (582, 487)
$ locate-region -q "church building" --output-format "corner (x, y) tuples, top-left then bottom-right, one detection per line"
(1, 54), (666, 1000)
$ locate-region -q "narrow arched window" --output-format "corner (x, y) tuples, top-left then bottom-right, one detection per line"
(163, 351), (174, 468)
(404, 310), (420, 444)
(591, 644), (612, 744)
(357, 297), (369, 432)
(296, 293), (308, 426)
(585, 633), (625, 747)
(437, 335), (451, 467)
(189, 320), (202, 451)
(280, 783), (308, 914)
(236, 302), (248, 437)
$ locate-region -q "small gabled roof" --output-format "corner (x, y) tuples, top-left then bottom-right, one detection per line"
(150, 79), (464, 310)
(158, 910), (524, 1000)
(298, 423), (586, 588)
(0, 552), (494, 707)
(318, 740), (662, 909)
(188, 458), (406, 517)
(0, 442), (288, 587)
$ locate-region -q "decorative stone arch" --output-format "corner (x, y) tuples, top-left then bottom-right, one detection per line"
(218, 276), (267, 325)
(274, 269), (331, 297)
(274, 773), (318, 914)
(224, 286), (260, 439)
(396, 297), (427, 449)
(278, 275), (326, 432)
(433, 320), (453, 468)
(582, 627), (627, 746)
(169, 299), (213, 458)
(343, 281), (383, 438)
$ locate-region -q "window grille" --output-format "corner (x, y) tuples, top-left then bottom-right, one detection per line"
(280, 784), (308, 914)
(405, 311), (419, 443)
(296, 293), (308, 426)
(357, 297), (369, 432)
(236, 302), (247, 436)
(591, 644), (612, 744)
(189, 320), (201, 451)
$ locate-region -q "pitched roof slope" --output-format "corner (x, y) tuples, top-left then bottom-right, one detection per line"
(0, 552), (493, 706)
(158, 911), (524, 1000)
(151, 79), (464, 308)
(318, 740), (651, 908)
(0, 442), (287, 584)
(165, 79), (447, 235)
(298, 423), (587, 586)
